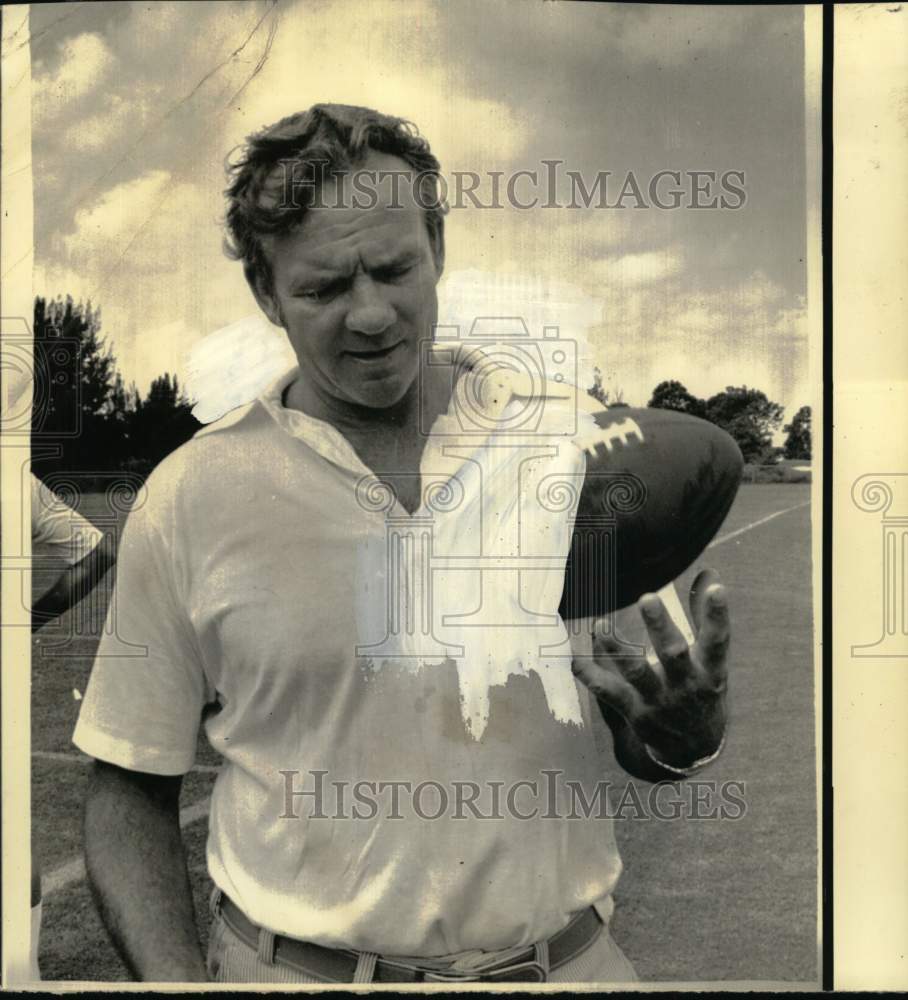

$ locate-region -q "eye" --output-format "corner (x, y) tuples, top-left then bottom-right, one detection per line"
(377, 263), (414, 283)
(294, 280), (344, 303)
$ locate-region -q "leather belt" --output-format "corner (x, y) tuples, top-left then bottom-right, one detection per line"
(215, 892), (603, 983)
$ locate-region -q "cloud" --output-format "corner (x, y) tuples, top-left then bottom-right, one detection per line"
(613, 6), (756, 66)
(438, 268), (605, 390)
(63, 92), (157, 153)
(223, 0), (529, 174)
(45, 168), (240, 393)
(589, 270), (811, 415)
(33, 32), (116, 119)
(591, 249), (685, 288)
(441, 203), (634, 301)
(33, 261), (93, 304)
(59, 170), (224, 288)
(62, 169), (172, 259)
(29, 0), (807, 406)
(130, 316), (203, 394)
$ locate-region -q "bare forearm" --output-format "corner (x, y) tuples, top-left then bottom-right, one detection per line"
(33, 540), (116, 631)
(83, 763), (206, 982)
(32, 574), (77, 626)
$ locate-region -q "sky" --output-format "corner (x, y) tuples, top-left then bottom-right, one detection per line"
(29, 0), (812, 421)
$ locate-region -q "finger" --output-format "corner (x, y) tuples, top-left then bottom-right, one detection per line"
(590, 618), (645, 672)
(695, 583), (730, 680)
(592, 626), (663, 702)
(571, 654), (639, 718)
(689, 568), (721, 634)
(639, 592), (693, 687)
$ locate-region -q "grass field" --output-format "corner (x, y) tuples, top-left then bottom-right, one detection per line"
(30, 484), (817, 984)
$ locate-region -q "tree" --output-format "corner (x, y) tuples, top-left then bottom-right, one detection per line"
(126, 372), (200, 473)
(587, 366), (610, 407)
(783, 405), (811, 460)
(647, 380), (706, 418)
(32, 295), (202, 479)
(587, 366), (628, 408)
(32, 295), (124, 472)
(703, 386), (785, 464)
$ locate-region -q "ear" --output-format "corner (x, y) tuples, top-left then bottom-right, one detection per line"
(245, 263), (284, 328)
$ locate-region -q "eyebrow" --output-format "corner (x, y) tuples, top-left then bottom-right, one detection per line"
(370, 247), (422, 270)
(287, 246), (423, 289)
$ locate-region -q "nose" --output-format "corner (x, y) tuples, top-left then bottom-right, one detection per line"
(345, 275), (396, 337)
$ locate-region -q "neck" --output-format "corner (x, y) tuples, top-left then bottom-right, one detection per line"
(284, 366), (450, 439)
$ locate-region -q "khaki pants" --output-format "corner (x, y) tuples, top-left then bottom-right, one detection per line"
(206, 904), (639, 985)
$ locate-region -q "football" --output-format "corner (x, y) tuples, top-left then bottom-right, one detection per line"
(558, 406), (744, 620)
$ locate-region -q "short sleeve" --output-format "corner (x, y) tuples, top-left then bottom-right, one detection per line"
(72, 493), (211, 775)
(31, 475), (103, 565)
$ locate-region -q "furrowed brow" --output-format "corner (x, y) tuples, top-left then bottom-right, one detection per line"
(368, 245), (422, 270)
(286, 258), (353, 289)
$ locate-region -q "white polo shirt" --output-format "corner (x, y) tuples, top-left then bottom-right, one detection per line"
(73, 352), (624, 957)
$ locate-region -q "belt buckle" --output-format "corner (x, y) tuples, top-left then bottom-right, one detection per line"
(423, 961), (546, 984)
(422, 970), (481, 984)
(480, 960), (547, 983)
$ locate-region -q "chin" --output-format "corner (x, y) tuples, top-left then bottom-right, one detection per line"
(351, 378), (411, 411)
(350, 364), (419, 411)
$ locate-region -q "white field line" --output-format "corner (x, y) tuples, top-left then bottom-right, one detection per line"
(41, 498), (810, 899)
(707, 500), (810, 550)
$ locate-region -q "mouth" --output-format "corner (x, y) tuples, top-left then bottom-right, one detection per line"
(344, 341), (404, 362)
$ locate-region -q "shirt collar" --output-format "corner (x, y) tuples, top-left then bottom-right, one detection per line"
(255, 342), (574, 474)
(258, 365), (374, 476)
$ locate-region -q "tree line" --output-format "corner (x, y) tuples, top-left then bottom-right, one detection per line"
(589, 370), (811, 464)
(645, 380), (810, 463)
(31, 296), (810, 485)
(31, 296), (200, 480)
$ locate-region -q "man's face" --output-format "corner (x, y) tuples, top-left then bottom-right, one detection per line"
(254, 152), (443, 412)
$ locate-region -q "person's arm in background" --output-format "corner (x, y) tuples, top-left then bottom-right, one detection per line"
(30, 474), (117, 633)
(32, 532), (116, 632)
(83, 762), (207, 982)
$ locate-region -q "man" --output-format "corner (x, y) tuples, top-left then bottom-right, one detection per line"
(75, 104), (729, 984)
(31, 473), (117, 979)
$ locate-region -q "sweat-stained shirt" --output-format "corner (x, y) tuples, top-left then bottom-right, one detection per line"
(73, 349), (626, 957)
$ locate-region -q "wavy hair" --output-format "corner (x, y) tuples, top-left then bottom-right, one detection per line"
(224, 103), (447, 294)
